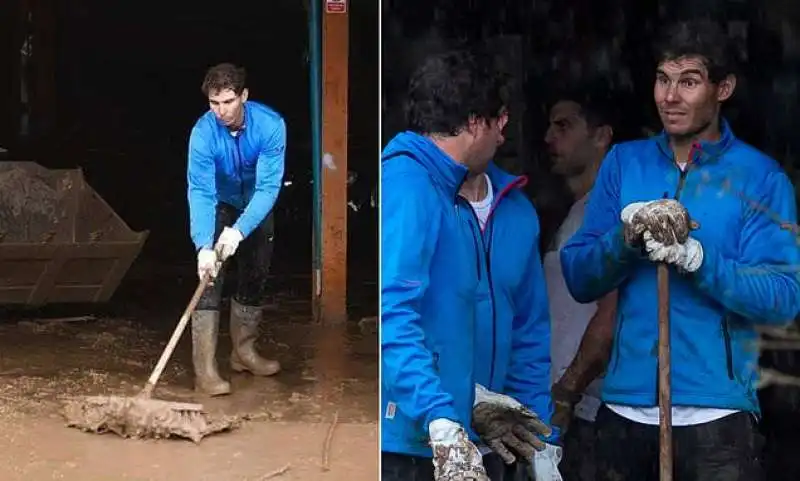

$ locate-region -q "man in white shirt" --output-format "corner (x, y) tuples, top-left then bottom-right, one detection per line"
(560, 20), (798, 481)
(542, 90), (618, 481)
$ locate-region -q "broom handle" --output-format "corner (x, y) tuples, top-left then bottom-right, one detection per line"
(657, 263), (673, 481)
(140, 274), (211, 398)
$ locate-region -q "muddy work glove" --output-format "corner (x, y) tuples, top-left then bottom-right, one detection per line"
(429, 418), (489, 481)
(197, 248), (220, 280)
(620, 199), (691, 247)
(471, 384), (551, 465)
(643, 230), (704, 273)
(215, 226), (244, 262)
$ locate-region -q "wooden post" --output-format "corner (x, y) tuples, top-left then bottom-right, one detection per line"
(317, 0), (349, 325)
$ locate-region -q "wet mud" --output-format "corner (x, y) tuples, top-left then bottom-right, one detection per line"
(0, 165), (70, 242)
(62, 395), (239, 443)
(0, 264), (378, 480)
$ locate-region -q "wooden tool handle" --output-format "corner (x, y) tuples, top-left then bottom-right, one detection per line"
(657, 263), (673, 481)
(140, 274), (211, 398)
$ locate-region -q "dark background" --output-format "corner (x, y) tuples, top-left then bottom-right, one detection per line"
(0, 0), (378, 290)
(382, 0), (800, 478)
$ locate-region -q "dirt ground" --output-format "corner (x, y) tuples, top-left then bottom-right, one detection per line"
(0, 265), (379, 481)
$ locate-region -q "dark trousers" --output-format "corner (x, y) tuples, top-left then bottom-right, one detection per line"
(381, 451), (525, 481)
(560, 417), (599, 481)
(483, 452), (526, 481)
(197, 203), (275, 310)
(595, 405), (765, 481)
(382, 452), (434, 481)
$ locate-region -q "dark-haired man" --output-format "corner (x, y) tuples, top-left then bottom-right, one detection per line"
(560, 19), (800, 481)
(187, 62), (286, 396)
(542, 91), (617, 481)
(381, 48), (554, 481)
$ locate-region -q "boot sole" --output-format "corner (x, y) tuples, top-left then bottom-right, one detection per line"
(194, 384), (232, 397)
(230, 361), (281, 377)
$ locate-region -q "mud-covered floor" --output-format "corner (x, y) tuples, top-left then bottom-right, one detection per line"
(0, 259), (378, 480)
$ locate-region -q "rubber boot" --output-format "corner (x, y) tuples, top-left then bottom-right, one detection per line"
(191, 310), (231, 396)
(230, 300), (281, 376)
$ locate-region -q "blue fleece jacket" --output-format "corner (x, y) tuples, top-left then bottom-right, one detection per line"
(187, 101), (286, 251)
(381, 131), (556, 457)
(560, 120), (800, 413)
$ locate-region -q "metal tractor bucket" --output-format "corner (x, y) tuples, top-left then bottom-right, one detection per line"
(0, 162), (148, 305)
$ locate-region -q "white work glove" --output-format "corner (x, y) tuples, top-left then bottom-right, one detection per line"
(428, 418), (489, 481)
(472, 384), (550, 464)
(620, 201), (651, 246)
(527, 443), (564, 481)
(197, 248), (220, 280)
(643, 230), (704, 273)
(215, 227), (244, 262)
(621, 199), (692, 248)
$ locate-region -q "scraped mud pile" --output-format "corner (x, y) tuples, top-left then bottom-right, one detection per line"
(0, 167), (69, 242)
(62, 396), (240, 443)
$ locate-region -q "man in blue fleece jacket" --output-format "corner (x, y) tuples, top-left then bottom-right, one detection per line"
(560, 20), (800, 481)
(186, 63), (286, 396)
(381, 48), (554, 481)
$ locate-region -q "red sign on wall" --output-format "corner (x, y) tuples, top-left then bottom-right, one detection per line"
(325, 0), (347, 14)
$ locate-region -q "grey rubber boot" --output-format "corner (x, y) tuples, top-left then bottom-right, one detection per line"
(191, 310), (231, 396)
(230, 300), (281, 376)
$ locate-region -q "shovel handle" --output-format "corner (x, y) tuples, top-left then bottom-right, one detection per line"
(140, 274), (212, 398)
(657, 263), (673, 481)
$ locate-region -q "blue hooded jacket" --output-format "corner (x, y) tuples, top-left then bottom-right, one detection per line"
(187, 101), (286, 251)
(560, 120), (800, 413)
(381, 131), (555, 457)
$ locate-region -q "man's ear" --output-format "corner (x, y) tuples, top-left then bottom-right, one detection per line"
(717, 74), (736, 102)
(593, 125), (613, 150)
(240, 88), (250, 103)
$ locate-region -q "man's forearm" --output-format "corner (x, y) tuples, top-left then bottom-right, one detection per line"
(557, 290), (618, 393)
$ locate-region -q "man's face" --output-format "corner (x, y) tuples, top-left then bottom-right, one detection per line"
(208, 88), (249, 128)
(653, 56), (734, 138)
(466, 109), (508, 172)
(544, 100), (601, 177)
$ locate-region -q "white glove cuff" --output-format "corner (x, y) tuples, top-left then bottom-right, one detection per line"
(474, 383), (524, 410)
(198, 248), (216, 263)
(429, 418), (462, 443)
(683, 237), (703, 273)
(620, 201), (650, 224)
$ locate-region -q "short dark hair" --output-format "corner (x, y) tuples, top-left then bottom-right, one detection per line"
(655, 19), (737, 83)
(404, 48), (510, 136)
(549, 84), (624, 129)
(201, 63), (247, 96)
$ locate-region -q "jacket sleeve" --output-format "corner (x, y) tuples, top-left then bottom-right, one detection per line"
(503, 213), (560, 443)
(694, 170), (800, 325)
(560, 145), (640, 303)
(233, 118), (286, 238)
(381, 169), (459, 429)
(187, 125), (218, 251)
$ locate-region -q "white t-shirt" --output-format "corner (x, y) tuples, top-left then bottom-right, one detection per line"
(469, 174), (494, 230)
(544, 195), (604, 422)
(607, 160), (739, 426)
